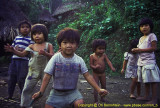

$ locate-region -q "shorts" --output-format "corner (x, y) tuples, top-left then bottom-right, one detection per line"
(137, 64), (160, 83)
(46, 89), (83, 108)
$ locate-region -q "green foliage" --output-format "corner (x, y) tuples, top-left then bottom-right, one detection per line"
(48, 0), (160, 76)
(15, 0), (160, 76)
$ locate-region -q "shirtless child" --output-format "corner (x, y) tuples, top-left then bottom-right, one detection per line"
(90, 39), (115, 103)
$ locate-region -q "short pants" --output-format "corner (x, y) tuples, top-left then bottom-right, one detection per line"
(46, 89), (83, 108)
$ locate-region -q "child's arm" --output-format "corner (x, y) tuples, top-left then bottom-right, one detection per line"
(104, 54), (115, 72)
(4, 43), (29, 57)
(121, 60), (128, 74)
(83, 72), (108, 96)
(32, 73), (52, 99)
(39, 43), (54, 58)
(132, 41), (157, 53)
(15, 45), (25, 52)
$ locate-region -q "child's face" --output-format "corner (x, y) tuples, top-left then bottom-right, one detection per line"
(95, 46), (105, 55)
(20, 23), (31, 36)
(140, 24), (151, 35)
(60, 39), (78, 58)
(32, 32), (45, 44)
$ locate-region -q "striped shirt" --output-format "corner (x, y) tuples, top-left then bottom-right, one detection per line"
(12, 35), (34, 60)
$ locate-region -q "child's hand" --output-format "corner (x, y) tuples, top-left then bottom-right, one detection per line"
(121, 69), (124, 74)
(32, 91), (43, 100)
(98, 89), (109, 97)
(112, 67), (116, 72)
(132, 48), (140, 53)
(31, 91), (43, 106)
(39, 50), (46, 55)
(95, 64), (101, 69)
(4, 43), (14, 52)
(15, 45), (24, 52)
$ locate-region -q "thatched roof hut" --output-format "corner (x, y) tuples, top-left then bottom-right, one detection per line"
(0, 0), (29, 41)
(52, 2), (85, 19)
(40, 9), (57, 22)
(39, 9), (57, 29)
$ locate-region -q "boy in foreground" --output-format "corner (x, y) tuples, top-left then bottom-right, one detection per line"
(32, 28), (108, 108)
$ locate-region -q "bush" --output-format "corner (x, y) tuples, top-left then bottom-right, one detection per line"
(48, 0), (160, 76)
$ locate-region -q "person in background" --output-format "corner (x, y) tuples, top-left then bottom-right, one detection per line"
(90, 39), (115, 103)
(132, 18), (160, 104)
(5, 20), (33, 100)
(121, 39), (141, 99)
(5, 24), (54, 107)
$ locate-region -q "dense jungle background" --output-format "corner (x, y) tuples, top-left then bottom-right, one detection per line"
(1, 0), (160, 76)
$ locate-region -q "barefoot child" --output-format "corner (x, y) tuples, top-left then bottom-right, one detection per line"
(32, 28), (108, 108)
(121, 39), (141, 99)
(132, 18), (160, 104)
(90, 39), (115, 103)
(5, 24), (54, 107)
(5, 20), (33, 99)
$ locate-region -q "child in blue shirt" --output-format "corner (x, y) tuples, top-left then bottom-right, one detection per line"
(32, 28), (108, 108)
(6, 20), (33, 99)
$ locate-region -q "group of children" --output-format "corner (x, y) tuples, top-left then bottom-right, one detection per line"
(5, 22), (54, 107)
(121, 18), (160, 104)
(4, 17), (160, 108)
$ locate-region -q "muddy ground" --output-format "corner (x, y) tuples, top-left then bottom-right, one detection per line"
(0, 64), (160, 108)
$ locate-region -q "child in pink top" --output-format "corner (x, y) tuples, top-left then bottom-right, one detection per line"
(132, 18), (160, 104)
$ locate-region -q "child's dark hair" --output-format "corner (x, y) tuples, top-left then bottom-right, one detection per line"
(92, 39), (106, 52)
(57, 28), (80, 46)
(31, 24), (48, 41)
(18, 20), (31, 31)
(128, 39), (139, 53)
(139, 18), (154, 33)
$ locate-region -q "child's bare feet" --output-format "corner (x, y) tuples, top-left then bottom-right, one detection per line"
(136, 96), (150, 101)
(130, 94), (136, 99)
(145, 100), (158, 104)
(136, 96), (141, 98)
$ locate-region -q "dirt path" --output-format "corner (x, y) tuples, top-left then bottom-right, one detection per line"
(0, 65), (160, 108)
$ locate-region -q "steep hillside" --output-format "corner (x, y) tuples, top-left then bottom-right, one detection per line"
(48, 0), (160, 75)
